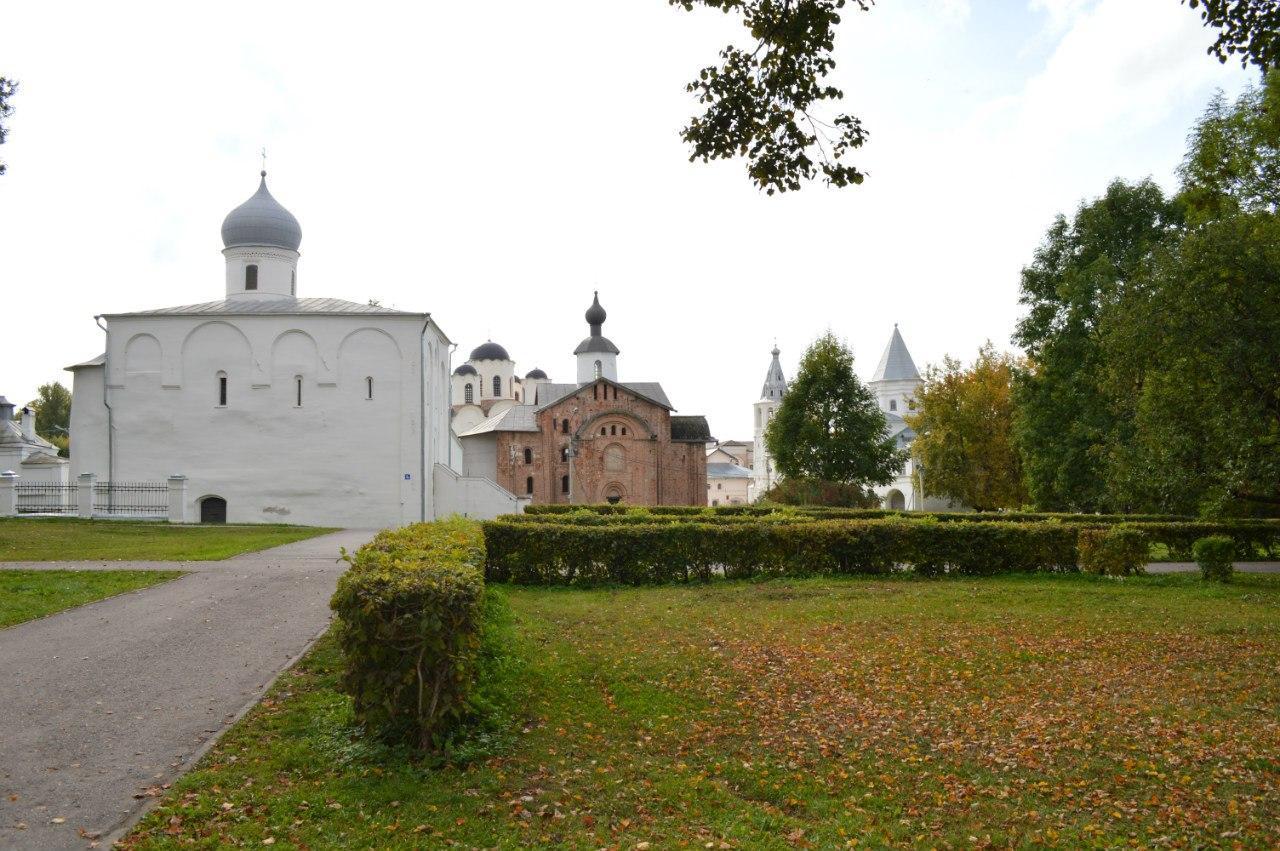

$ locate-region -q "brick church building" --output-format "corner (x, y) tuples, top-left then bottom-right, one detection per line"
(454, 294), (710, 505)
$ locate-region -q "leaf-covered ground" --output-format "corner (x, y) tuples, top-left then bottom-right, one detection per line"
(0, 519), (333, 561)
(124, 574), (1280, 849)
(0, 569), (183, 628)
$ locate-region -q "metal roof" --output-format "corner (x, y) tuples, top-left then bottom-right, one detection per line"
(573, 335), (620, 355)
(707, 461), (752, 479)
(65, 353), (106, 370)
(104, 297), (424, 318)
(469, 341), (511, 361)
(671, 415), (711, 442)
(533, 380), (673, 411)
(456, 405), (540, 437)
(221, 172), (302, 251)
(760, 346), (787, 400)
(871, 325), (921, 382)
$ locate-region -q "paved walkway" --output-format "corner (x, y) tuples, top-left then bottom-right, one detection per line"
(0, 529), (373, 850)
(1146, 561), (1280, 573)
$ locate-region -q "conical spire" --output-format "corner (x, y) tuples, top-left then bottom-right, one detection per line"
(871, 324), (920, 382)
(760, 345), (786, 400)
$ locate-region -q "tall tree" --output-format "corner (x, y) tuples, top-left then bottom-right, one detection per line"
(27, 382), (72, 457)
(1012, 179), (1182, 511)
(765, 331), (904, 488)
(672, 0), (871, 194)
(906, 344), (1028, 512)
(0, 77), (16, 176)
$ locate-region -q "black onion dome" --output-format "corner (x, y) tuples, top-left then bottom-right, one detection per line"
(453, 364), (478, 376)
(469, 341), (511, 361)
(524, 368), (548, 379)
(585, 291), (606, 327)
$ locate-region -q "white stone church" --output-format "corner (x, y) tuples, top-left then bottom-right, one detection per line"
(747, 326), (952, 510)
(66, 171), (519, 527)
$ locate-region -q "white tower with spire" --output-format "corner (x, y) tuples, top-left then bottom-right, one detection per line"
(868, 325), (928, 510)
(750, 345), (787, 502)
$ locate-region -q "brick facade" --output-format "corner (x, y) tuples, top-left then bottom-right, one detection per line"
(489, 379), (706, 506)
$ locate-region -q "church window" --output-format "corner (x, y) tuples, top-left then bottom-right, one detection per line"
(366, 377), (374, 400)
(889, 399), (897, 412)
(464, 383), (474, 404)
(295, 375), (303, 407)
(493, 375), (502, 397)
(217, 372), (227, 407)
(524, 447), (532, 464)
(561, 474), (570, 494)
(613, 386), (618, 400)
(526, 476), (534, 494)
(245, 264), (258, 290)
(600, 426), (607, 436)
(560, 446), (568, 462)
(290, 270), (296, 295)
(593, 385), (599, 400)
(610, 424), (617, 436)
(594, 360), (602, 379)
(621, 426), (627, 436)
(561, 418), (569, 434)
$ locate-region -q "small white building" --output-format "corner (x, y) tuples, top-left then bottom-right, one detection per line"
(0, 397), (69, 484)
(66, 171), (519, 526)
(706, 446), (752, 506)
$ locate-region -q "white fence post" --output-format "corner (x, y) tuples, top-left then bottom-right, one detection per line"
(167, 475), (187, 524)
(0, 471), (18, 517)
(78, 472), (96, 519)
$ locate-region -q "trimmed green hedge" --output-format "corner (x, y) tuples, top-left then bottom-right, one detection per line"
(330, 518), (487, 749)
(1078, 526), (1148, 576)
(519, 503), (1205, 524)
(1194, 535), (1235, 582)
(483, 518), (1081, 584)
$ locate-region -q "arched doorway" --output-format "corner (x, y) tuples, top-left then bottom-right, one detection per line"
(200, 496), (227, 524)
(886, 490), (906, 511)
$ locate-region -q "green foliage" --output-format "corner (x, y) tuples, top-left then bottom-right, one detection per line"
(760, 477), (880, 507)
(1193, 535), (1236, 582)
(329, 517), (489, 750)
(765, 331), (905, 487)
(1077, 526), (1149, 577)
(484, 516), (1083, 584)
(27, 381), (71, 456)
(1184, 0), (1280, 69)
(0, 77), (14, 176)
(908, 343), (1028, 511)
(1012, 179), (1182, 512)
(671, 0), (871, 194)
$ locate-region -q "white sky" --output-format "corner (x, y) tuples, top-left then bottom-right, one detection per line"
(0, 0), (1254, 441)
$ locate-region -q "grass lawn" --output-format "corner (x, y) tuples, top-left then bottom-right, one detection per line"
(0, 518), (334, 562)
(0, 569), (183, 628)
(124, 573), (1280, 849)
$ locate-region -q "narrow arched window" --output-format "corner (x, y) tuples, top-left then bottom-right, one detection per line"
(593, 385), (599, 400)
(217, 372), (227, 407)
(560, 446), (568, 462)
(612, 386), (618, 400)
(621, 426), (627, 436)
(889, 399), (897, 412)
(245, 264), (258, 290)
(600, 426), (607, 436)
(295, 375), (303, 407)
(610, 424), (617, 436)
(523, 447), (532, 464)
(366, 377), (374, 400)
(526, 476), (534, 495)
(561, 474), (569, 494)
(561, 418), (569, 434)
(493, 375), (502, 397)
(290, 269), (296, 295)
(594, 360), (602, 379)
(464, 383), (474, 404)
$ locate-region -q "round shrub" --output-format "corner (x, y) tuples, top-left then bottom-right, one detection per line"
(1193, 535), (1235, 582)
(1077, 525), (1150, 576)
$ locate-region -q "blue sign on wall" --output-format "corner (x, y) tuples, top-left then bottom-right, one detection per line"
(404, 473), (412, 480)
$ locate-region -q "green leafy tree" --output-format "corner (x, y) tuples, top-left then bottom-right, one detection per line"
(765, 331), (904, 489)
(907, 344), (1028, 512)
(1012, 179), (1182, 511)
(672, 0), (871, 194)
(1184, 0), (1280, 69)
(0, 77), (16, 176)
(28, 382), (72, 457)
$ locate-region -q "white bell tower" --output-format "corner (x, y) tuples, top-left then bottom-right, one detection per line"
(750, 345), (786, 501)
(220, 171), (302, 300)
